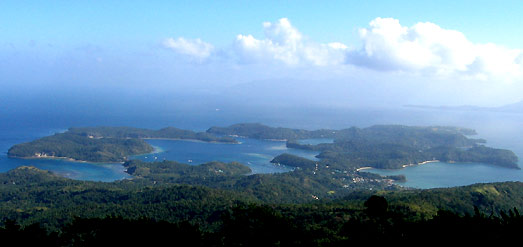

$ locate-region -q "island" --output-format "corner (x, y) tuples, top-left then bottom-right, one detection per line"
(7, 132), (154, 162)
(67, 126), (238, 143)
(8, 126), (238, 162)
(207, 123), (480, 141)
(210, 123), (519, 169)
(207, 123), (338, 140)
(123, 160), (252, 183)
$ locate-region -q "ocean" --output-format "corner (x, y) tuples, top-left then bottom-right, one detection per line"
(1, 105), (522, 187)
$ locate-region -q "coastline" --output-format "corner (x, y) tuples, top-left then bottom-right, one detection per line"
(141, 137), (239, 144)
(357, 160), (440, 172)
(356, 166), (372, 172)
(265, 139), (288, 142)
(401, 160), (440, 168)
(130, 145), (164, 159)
(7, 155), (125, 164)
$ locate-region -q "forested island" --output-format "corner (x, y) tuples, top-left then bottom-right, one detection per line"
(8, 126), (238, 162)
(7, 133), (154, 162)
(207, 123), (479, 141)
(68, 126), (238, 143)
(211, 123), (519, 169)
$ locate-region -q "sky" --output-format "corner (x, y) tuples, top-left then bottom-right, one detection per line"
(1, 0), (523, 109)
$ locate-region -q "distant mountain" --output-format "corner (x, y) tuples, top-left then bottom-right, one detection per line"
(496, 100), (523, 112)
(404, 104), (485, 111)
(405, 100), (523, 113)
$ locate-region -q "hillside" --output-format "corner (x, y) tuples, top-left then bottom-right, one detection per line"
(0, 166), (521, 245)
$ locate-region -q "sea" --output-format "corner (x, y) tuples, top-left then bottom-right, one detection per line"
(1, 105), (522, 188)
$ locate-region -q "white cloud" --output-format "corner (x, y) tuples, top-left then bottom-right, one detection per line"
(234, 18), (347, 66)
(162, 17), (523, 82)
(163, 37), (214, 60)
(348, 17), (523, 80)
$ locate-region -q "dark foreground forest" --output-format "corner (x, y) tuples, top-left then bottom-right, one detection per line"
(1, 195), (521, 246)
(0, 166), (521, 246)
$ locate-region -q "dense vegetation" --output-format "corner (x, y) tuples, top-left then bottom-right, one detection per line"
(1, 166), (521, 227)
(0, 166), (258, 229)
(211, 123), (518, 169)
(300, 140), (518, 169)
(332, 125), (484, 148)
(207, 123), (480, 144)
(2, 203), (521, 245)
(0, 167), (521, 245)
(7, 133), (153, 162)
(271, 153), (318, 169)
(428, 145), (519, 168)
(119, 160), (396, 203)
(124, 160), (252, 182)
(207, 123), (337, 140)
(8, 126), (238, 162)
(68, 126), (238, 143)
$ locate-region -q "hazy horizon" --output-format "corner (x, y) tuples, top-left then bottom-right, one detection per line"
(2, 1), (523, 114)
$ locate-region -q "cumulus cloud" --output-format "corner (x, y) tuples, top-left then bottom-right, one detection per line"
(163, 37), (214, 60)
(162, 17), (523, 81)
(348, 17), (523, 80)
(233, 18), (348, 66)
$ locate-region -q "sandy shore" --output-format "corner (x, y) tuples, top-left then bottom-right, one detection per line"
(401, 160), (439, 168)
(356, 166), (372, 172)
(357, 160), (440, 171)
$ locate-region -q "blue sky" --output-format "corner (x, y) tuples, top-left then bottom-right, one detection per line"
(1, 1), (523, 107)
(3, 1), (522, 47)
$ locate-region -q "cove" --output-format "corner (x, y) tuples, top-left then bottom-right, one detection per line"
(132, 137), (322, 174)
(365, 161), (523, 189)
(0, 155), (130, 182)
(0, 137), (322, 181)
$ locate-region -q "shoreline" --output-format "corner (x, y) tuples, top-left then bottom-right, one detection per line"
(357, 160), (440, 172)
(8, 155), (125, 165)
(265, 139), (288, 142)
(141, 137), (239, 144)
(356, 166), (372, 172)
(402, 160), (440, 168)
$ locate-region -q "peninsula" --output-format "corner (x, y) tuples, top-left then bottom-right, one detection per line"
(8, 126), (238, 163)
(210, 123), (519, 169)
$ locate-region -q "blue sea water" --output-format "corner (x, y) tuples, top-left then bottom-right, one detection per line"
(366, 162), (523, 189)
(298, 138), (334, 145)
(132, 138), (320, 174)
(0, 155), (130, 181)
(0, 126), (323, 180)
(0, 106), (522, 187)
(0, 124), (131, 181)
